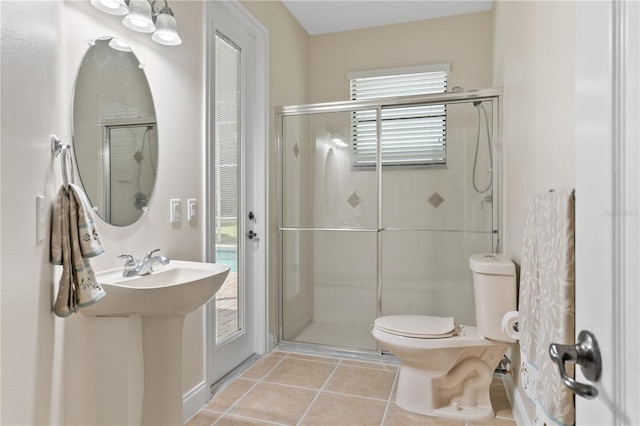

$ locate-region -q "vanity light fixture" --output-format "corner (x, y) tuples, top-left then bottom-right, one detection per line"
(91, 0), (182, 46)
(90, 0), (129, 16)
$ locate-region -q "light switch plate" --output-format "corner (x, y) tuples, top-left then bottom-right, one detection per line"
(170, 199), (181, 223)
(187, 199), (197, 222)
(36, 195), (45, 242)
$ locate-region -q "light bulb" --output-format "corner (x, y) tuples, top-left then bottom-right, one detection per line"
(91, 0), (128, 15)
(151, 9), (182, 46)
(122, 0), (156, 33)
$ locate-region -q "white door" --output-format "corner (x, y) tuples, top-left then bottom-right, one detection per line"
(574, 1), (639, 424)
(206, 1), (268, 386)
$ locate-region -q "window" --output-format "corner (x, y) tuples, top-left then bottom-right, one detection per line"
(349, 64), (450, 167)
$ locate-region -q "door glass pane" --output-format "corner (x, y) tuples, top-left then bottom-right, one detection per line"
(214, 33), (241, 343)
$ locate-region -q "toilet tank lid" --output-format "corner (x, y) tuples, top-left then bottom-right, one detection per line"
(469, 253), (515, 275)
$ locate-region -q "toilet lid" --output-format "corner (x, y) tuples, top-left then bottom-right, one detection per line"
(374, 315), (456, 338)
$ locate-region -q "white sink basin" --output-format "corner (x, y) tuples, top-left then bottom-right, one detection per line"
(82, 260), (230, 317)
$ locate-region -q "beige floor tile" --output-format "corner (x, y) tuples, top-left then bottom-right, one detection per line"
(490, 383), (514, 420)
(229, 381), (317, 425)
(285, 352), (341, 364)
(340, 359), (399, 372)
(241, 354), (285, 380)
(467, 417), (517, 425)
(186, 409), (221, 425)
(300, 392), (387, 426)
(264, 357), (337, 389)
(215, 414), (276, 425)
(324, 365), (396, 400)
(206, 378), (257, 412)
(383, 403), (466, 426)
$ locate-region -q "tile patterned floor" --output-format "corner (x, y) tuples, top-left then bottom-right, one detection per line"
(187, 351), (517, 426)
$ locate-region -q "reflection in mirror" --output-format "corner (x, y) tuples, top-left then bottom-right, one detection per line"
(73, 37), (158, 226)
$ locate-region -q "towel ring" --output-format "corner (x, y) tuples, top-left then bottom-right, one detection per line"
(61, 145), (75, 191)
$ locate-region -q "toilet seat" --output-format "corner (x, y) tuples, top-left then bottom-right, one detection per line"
(374, 315), (457, 339)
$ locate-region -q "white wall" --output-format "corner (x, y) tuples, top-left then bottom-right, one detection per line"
(1, 1), (207, 423)
(492, 1), (575, 421)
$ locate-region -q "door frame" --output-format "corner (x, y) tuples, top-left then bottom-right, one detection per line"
(204, 0), (269, 387)
(575, 0), (639, 424)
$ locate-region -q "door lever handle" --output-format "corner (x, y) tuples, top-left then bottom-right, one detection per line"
(247, 230), (258, 240)
(549, 330), (601, 399)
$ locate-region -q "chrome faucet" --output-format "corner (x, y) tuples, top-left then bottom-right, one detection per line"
(118, 249), (170, 277)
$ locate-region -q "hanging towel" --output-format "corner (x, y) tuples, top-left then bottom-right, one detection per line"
(51, 183), (106, 317)
(519, 189), (575, 426)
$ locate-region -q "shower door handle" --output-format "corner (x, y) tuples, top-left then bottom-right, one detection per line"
(549, 330), (601, 399)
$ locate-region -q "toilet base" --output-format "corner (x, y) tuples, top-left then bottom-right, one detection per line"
(394, 350), (503, 422)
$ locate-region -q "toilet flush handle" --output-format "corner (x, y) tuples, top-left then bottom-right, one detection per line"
(549, 330), (601, 399)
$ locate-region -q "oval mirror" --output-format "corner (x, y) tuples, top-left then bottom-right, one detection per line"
(73, 37), (158, 226)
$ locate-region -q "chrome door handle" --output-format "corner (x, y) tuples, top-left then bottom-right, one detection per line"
(549, 330), (601, 399)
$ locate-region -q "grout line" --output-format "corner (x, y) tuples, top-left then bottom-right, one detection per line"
(284, 353), (344, 365)
(380, 368), (400, 426)
(212, 354), (288, 424)
(320, 389), (394, 403)
(295, 358), (342, 426)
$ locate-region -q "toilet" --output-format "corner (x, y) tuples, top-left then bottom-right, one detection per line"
(371, 253), (517, 421)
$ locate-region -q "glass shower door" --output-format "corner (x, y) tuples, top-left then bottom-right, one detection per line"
(280, 109), (379, 350)
(380, 100), (497, 325)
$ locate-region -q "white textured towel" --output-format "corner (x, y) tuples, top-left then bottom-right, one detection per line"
(519, 189), (575, 426)
(51, 183), (106, 317)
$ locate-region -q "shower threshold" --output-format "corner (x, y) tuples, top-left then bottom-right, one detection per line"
(287, 321), (378, 352)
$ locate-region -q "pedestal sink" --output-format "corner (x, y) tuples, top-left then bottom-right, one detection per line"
(82, 260), (230, 425)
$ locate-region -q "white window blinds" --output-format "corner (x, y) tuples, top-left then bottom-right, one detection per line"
(349, 65), (449, 167)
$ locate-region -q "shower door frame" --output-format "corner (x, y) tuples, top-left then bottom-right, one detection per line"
(275, 88), (503, 353)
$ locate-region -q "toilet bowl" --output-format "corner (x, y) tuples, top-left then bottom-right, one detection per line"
(371, 254), (517, 421)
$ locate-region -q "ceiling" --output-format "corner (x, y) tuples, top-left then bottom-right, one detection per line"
(281, 0), (493, 36)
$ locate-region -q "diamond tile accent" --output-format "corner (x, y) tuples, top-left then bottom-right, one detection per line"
(347, 192), (362, 208)
(428, 192), (445, 208)
(293, 142), (300, 158)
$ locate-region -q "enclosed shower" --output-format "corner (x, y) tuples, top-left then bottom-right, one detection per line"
(276, 90), (500, 352)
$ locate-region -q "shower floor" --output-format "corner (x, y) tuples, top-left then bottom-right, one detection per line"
(292, 321), (378, 351)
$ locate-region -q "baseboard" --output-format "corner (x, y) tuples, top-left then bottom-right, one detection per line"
(502, 373), (534, 426)
(183, 381), (210, 423)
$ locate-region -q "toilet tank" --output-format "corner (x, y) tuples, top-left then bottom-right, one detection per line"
(469, 254), (517, 342)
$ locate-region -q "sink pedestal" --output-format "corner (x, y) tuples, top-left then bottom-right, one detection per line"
(83, 261), (230, 425)
(141, 316), (186, 425)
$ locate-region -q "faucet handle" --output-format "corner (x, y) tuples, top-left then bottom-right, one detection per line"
(144, 248), (161, 261)
(118, 254), (136, 265)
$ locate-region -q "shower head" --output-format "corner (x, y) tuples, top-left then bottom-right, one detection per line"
(473, 101), (483, 107)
